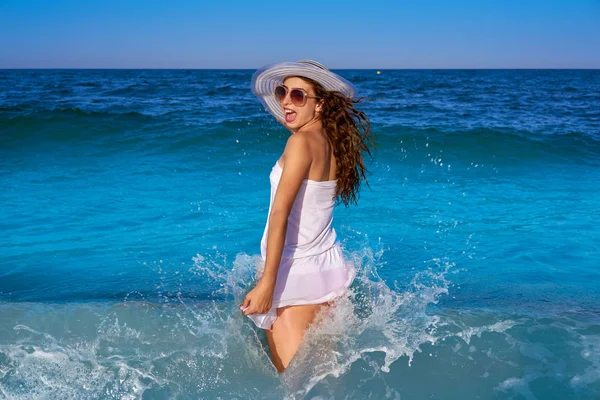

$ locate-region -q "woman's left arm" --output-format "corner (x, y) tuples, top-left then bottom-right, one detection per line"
(241, 134), (312, 315)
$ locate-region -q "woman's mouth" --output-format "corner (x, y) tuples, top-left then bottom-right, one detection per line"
(284, 109), (297, 123)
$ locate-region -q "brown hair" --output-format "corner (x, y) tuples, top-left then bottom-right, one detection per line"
(291, 76), (375, 206)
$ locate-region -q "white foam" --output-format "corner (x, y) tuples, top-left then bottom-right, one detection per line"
(455, 319), (519, 345)
(271, 246), (455, 398)
(570, 334), (600, 387)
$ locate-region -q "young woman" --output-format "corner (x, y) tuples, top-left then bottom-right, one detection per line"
(241, 60), (373, 372)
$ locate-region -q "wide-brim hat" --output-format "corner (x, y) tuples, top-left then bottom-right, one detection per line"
(251, 60), (356, 122)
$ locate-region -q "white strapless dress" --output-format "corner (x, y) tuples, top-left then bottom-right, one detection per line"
(247, 161), (355, 330)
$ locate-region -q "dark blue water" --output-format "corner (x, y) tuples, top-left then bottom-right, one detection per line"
(1, 69), (599, 399)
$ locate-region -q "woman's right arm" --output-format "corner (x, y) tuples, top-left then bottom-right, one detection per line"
(242, 133), (312, 315)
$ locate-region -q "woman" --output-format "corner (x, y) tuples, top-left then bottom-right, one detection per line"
(241, 60), (373, 372)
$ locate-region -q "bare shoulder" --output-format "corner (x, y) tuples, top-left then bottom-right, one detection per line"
(283, 133), (312, 162)
(284, 132), (310, 152)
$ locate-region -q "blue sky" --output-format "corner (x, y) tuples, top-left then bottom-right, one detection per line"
(1, 0), (599, 68)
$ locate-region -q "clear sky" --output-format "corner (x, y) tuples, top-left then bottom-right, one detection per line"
(1, 0), (599, 69)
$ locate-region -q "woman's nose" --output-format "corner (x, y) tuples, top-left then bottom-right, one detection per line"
(281, 92), (292, 105)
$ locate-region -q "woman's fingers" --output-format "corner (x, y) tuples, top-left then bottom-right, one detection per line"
(243, 303), (266, 315)
(240, 296), (250, 311)
(245, 302), (260, 315)
(240, 288), (272, 315)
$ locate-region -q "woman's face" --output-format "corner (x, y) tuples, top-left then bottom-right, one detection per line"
(279, 77), (322, 131)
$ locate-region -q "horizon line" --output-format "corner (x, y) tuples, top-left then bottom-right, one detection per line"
(1, 67), (599, 71)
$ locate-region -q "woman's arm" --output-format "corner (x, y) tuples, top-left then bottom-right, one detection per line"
(242, 133), (312, 315)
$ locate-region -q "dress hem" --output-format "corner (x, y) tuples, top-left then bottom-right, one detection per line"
(247, 266), (356, 330)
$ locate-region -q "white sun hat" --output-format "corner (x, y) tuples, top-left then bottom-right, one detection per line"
(251, 60), (356, 122)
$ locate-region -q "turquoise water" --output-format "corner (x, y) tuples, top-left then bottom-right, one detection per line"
(1, 69), (599, 399)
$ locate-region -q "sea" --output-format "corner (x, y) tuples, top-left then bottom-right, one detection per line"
(1, 69), (599, 399)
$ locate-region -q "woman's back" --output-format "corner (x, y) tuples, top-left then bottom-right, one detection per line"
(279, 129), (337, 183)
(260, 160), (338, 260)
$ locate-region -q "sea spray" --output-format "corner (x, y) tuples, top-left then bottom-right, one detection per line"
(187, 239), (456, 398)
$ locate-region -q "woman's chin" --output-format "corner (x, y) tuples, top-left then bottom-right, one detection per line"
(281, 116), (316, 132)
(283, 120), (300, 130)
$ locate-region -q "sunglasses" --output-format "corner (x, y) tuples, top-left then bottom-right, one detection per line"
(274, 85), (320, 107)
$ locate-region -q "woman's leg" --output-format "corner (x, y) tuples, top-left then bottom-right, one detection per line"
(265, 303), (327, 373)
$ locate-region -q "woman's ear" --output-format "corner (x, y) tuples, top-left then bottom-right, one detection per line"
(316, 99), (324, 113)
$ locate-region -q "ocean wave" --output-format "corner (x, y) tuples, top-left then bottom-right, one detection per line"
(372, 125), (600, 165)
(205, 85), (236, 96)
(1, 106), (152, 121)
(101, 83), (156, 96)
(74, 81), (102, 88)
(0, 107), (159, 142)
(1, 105), (598, 166)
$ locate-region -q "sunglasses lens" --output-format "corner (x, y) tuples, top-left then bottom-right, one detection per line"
(274, 86), (287, 102)
(290, 89), (306, 106)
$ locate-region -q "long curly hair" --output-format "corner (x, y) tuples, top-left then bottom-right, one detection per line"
(289, 76), (374, 206)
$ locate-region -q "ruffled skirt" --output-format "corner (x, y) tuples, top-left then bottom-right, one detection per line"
(247, 244), (355, 330)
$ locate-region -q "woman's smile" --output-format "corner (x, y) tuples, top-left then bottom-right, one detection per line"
(284, 107), (297, 123)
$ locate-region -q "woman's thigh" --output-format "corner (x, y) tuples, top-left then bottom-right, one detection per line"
(265, 303), (327, 372)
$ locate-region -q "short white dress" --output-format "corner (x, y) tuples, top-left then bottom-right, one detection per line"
(247, 161), (356, 330)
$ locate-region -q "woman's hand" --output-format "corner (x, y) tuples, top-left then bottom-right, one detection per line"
(241, 280), (275, 315)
